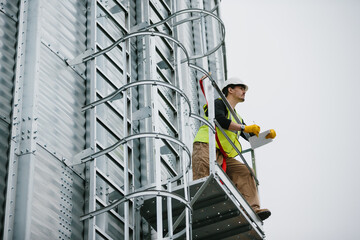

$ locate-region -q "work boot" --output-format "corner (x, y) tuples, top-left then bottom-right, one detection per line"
(255, 209), (271, 221)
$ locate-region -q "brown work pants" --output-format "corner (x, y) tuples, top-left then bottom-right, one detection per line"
(192, 142), (260, 211)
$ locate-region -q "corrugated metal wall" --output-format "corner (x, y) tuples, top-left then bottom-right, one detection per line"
(0, 0), (226, 239)
(0, 0), (20, 236)
(1, 0), (87, 239)
(203, 0), (225, 84)
(29, 0), (88, 238)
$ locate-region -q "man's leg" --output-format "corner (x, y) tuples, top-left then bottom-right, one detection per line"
(225, 158), (260, 209)
(192, 142), (210, 180)
(225, 158), (271, 220)
(192, 142), (223, 180)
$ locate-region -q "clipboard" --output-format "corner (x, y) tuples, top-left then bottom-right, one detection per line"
(248, 130), (273, 149)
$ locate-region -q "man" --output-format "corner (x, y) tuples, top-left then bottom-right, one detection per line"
(192, 77), (276, 221)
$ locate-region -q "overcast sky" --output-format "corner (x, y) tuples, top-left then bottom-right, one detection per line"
(220, 0), (360, 239)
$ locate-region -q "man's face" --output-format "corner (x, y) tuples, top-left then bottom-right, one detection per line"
(230, 85), (247, 102)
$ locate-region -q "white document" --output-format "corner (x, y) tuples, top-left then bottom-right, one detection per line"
(248, 130), (273, 149)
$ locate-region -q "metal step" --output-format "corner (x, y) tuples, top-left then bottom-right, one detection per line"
(140, 172), (265, 239)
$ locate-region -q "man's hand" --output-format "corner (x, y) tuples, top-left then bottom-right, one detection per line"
(244, 124), (260, 137)
(266, 129), (276, 139)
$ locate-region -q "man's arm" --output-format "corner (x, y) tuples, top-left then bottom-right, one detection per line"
(227, 121), (245, 131)
(214, 99), (245, 131)
(214, 99), (260, 137)
(214, 99), (232, 129)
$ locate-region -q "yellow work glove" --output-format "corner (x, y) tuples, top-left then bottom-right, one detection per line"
(265, 129), (276, 139)
(244, 124), (260, 137)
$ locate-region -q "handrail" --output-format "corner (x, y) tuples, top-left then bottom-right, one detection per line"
(190, 113), (216, 134)
(215, 120), (259, 185)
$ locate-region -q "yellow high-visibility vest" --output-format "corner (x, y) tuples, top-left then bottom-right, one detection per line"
(193, 105), (243, 158)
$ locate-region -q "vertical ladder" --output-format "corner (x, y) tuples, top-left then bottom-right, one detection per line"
(68, 1), (266, 239)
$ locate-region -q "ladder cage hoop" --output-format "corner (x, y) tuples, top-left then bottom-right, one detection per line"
(81, 132), (192, 179)
(82, 80), (192, 114)
(171, 4), (220, 28)
(189, 65), (237, 133)
(189, 63), (250, 138)
(81, 78), (215, 141)
(189, 113), (216, 134)
(135, 8), (226, 62)
(68, 8), (225, 66)
(77, 31), (190, 66)
(80, 190), (192, 221)
(163, 228), (187, 240)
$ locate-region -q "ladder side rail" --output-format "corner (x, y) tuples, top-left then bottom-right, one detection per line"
(123, 39), (130, 240)
(173, 10), (192, 237)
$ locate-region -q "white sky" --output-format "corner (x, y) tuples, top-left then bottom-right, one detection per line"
(220, 0), (360, 239)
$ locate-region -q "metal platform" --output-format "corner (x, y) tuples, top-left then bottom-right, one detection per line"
(140, 169), (265, 239)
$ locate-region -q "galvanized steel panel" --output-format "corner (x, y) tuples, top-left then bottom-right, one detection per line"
(203, 1), (225, 83)
(37, 0), (87, 160)
(97, 0), (128, 33)
(37, 44), (86, 158)
(172, 3), (205, 135)
(155, 47), (174, 82)
(0, 0), (19, 236)
(96, 153), (126, 191)
(95, 120), (124, 159)
(30, 146), (85, 240)
(95, 202), (127, 239)
(150, 0), (170, 21)
(41, 0), (87, 63)
(0, 0), (229, 239)
(96, 56), (125, 90)
(0, 119), (10, 234)
(0, 7), (17, 120)
(12, 0), (88, 238)
(0, 0), (20, 21)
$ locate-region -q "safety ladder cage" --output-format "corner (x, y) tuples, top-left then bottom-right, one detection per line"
(67, 0), (265, 239)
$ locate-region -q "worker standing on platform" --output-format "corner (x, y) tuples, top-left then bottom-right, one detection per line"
(192, 77), (276, 221)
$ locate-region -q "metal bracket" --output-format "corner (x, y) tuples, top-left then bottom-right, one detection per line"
(132, 106), (152, 121)
(66, 49), (94, 66)
(214, 120), (259, 185)
(130, 22), (148, 32)
(71, 147), (94, 166)
(40, 39), (86, 79)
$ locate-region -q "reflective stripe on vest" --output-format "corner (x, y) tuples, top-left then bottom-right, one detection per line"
(193, 107), (243, 158)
